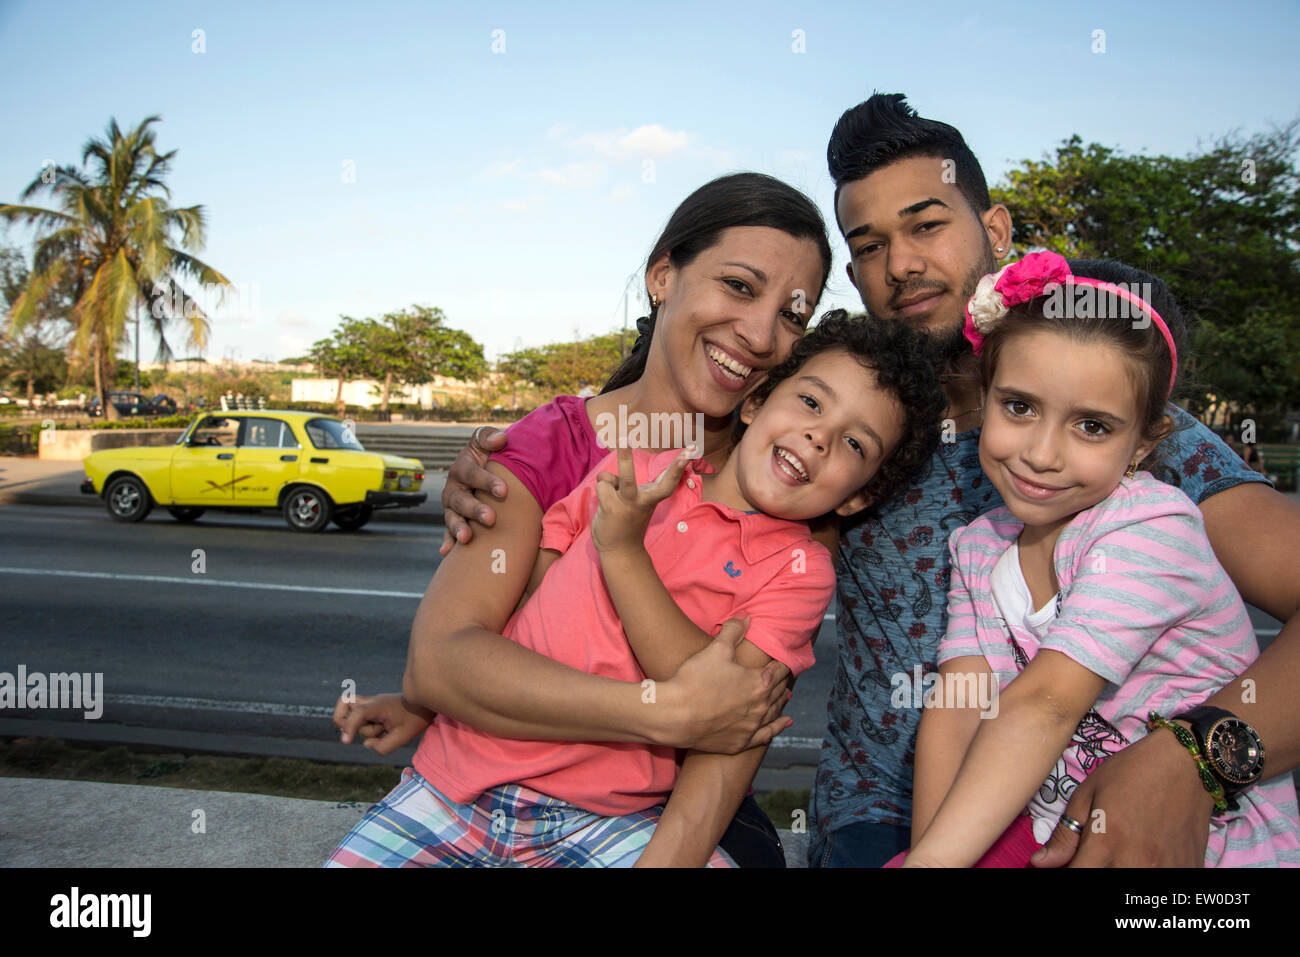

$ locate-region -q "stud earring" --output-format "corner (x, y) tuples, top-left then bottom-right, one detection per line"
(1125, 459), (1139, 478)
(650, 293), (660, 308)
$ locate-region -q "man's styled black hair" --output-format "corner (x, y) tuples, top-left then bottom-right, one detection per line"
(827, 93), (991, 229)
(734, 309), (946, 513)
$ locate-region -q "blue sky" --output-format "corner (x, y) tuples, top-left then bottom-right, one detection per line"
(1, 0), (1297, 364)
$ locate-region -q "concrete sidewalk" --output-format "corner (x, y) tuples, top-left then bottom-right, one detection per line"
(0, 456), (449, 524)
(0, 776), (809, 867)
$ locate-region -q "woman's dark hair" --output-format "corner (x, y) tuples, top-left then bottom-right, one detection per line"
(827, 93), (991, 231)
(978, 258), (1193, 454)
(734, 310), (947, 512)
(600, 172), (833, 394)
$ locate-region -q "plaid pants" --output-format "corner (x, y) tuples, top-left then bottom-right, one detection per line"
(325, 767), (735, 868)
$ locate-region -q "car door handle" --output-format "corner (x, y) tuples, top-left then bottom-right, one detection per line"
(280, 454), (298, 462)
(310, 457), (328, 463)
(217, 453), (234, 460)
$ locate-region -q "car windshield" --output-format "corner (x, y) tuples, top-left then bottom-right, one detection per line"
(305, 418), (365, 451)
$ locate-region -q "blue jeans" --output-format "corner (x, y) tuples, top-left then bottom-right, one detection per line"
(717, 794), (786, 868)
(809, 821), (910, 868)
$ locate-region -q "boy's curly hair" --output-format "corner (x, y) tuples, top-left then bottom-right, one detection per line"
(734, 310), (946, 513)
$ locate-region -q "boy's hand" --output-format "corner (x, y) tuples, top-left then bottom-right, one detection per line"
(333, 692), (434, 755)
(592, 445), (694, 555)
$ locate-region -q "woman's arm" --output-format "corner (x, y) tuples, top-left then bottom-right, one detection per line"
(907, 649), (1106, 867)
(403, 462), (791, 751)
(911, 656), (993, 847)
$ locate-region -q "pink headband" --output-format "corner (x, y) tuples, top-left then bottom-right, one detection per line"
(963, 251), (1178, 397)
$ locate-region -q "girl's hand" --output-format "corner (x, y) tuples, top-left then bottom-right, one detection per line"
(592, 445), (694, 555)
(333, 692), (434, 755)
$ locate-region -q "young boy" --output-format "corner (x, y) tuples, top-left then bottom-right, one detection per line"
(328, 312), (945, 867)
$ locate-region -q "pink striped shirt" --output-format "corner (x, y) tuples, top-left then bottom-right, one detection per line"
(940, 472), (1300, 866)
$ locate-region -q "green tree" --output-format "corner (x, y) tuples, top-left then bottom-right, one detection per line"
(1, 243), (73, 404)
(110, 360), (151, 391)
(499, 330), (625, 397)
(991, 124), (1300, 424)
(366, 306), (487, 411)
(0, 116), (230, 419)
(309, 317), (372, 416)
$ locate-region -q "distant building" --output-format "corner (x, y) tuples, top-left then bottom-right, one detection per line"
(290, 376), (474, 409)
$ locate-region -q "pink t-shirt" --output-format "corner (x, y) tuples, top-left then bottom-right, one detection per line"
(414, 448), (833, 816)
(940, 473), (1300, 866)
(491, 395), (606, 512)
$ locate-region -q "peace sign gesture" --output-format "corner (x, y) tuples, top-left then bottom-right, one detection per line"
(591, 444), (695, 555)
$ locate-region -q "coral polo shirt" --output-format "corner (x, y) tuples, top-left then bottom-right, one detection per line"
(414, 448), (834, 816)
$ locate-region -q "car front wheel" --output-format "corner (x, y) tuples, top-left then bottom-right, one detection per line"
(106, 476), (152, 523)
(332, 504), (374, 531)
(282, 486), (332, 533)
(168, 507), (206, 523)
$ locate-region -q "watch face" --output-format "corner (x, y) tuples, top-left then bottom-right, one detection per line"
(1208, 718), (1263, 785)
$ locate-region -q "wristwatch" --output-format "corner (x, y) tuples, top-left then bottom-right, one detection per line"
(1173, 705), (1266, 801)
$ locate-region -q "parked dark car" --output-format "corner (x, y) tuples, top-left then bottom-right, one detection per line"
(87, 392), (177, 417)
(148, 394), (178, 415)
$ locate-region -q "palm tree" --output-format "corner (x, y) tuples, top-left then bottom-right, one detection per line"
(0, 116), (229, 418)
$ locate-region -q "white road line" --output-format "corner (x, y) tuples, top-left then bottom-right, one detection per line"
(0, 566), (424, 600)
(106, 693), (334, 718)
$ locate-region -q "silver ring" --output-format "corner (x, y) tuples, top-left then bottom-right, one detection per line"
(1059, 814), (1084, 835)
(472, 425), (492, 447)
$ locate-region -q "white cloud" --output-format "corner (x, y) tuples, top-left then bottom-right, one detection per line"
(279, 309), (308, 328)
(496, 194), (547, 213)
(571, 124), (692, 160)
(605, 184), (636, 204)
(697, 146), (737, 170)
(535, 160), (608, 189)
(482, 157), (524, 179)
(277, 332), (307, 356)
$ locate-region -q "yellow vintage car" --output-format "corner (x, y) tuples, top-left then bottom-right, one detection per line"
(80, 410), (426, 532)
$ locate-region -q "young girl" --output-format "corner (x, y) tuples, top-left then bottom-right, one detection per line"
(900, 251), (1300, 868)
(327, 314), (945, 867)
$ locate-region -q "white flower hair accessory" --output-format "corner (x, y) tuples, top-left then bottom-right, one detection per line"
(965, 266), (1011, 335)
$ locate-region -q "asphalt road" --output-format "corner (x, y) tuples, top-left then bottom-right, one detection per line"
(0, 502), (1285, 786)
(0, 503), (837, 782)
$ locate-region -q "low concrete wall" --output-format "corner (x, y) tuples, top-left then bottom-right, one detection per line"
(39, 429), (184, 461)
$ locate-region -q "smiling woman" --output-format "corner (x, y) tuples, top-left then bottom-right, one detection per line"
(333, 172), (844, 868)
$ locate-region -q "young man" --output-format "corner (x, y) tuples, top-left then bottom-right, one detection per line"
(436, 94), (1300, 868)
(814, 93), (1300, 867)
